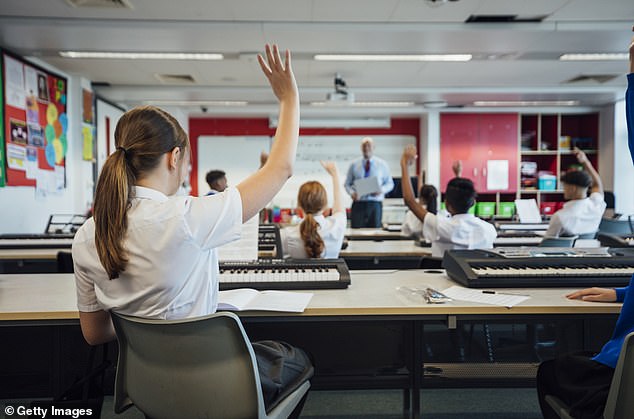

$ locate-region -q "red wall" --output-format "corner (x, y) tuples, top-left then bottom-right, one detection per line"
(188, 117), (421, 196)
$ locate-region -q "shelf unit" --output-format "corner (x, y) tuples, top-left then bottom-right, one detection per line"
(519, 113), (599, 213)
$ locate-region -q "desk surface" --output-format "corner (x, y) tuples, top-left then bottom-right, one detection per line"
(340, 240), (430, 257)
(0, 271), (622, 321)
(0, 248), (66, 260)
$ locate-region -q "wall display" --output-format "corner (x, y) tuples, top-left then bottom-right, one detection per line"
(2, 51), (68, 189)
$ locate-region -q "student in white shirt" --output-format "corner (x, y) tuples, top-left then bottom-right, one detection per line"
(72, 44), (312, 417)
(204, 169), (227, 195)
(400, 145), (497, 258)
(545, 148), (606, 238)
(401, 184), (438, 239)
(281, 161), (346, 258)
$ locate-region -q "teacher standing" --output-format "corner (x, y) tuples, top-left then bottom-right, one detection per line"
(344, 137), (394, 228)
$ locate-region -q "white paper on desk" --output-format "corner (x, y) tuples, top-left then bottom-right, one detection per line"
(354, 176), (381, 196)
(514, 199), (542, 224)
(441, 286), (530, 308)
(218, 289), (313, 312)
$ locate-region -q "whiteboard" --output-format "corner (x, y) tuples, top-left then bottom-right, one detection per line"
(198, 135), (416, 208)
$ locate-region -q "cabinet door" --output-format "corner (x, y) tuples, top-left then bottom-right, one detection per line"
(440, 113), (481, 192)
(478, 113), (518, 192)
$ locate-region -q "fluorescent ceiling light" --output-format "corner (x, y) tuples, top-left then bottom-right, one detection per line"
(310, 101), (415, 107)
(473, 100), (580, 107)
(559, 53), (628, 61)
(60, 51), (223, 60)
(269, 117), (391, 129)
(143, 100), (247, 106)
(314, 54), (472, 62)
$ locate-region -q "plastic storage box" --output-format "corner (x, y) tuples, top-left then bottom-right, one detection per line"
(476, 202), (495, 217)
(497, 202), (515, 217)
(538, 174), (557, 191)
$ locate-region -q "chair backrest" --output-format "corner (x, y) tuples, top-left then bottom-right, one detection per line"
(56, 251), (74, 273)
(111, 311), (266, 419)
(576, 232), (597, 240)
(599, 217), (634, 235)
(603, 331), (634, 419)
(539, 236), (577, 247)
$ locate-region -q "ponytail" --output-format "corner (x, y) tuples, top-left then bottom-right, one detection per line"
(92, 105), (189, 279)
(300, 213), (325, 258)
(93, 150), (134, 279)
(420, 184), (439, 215)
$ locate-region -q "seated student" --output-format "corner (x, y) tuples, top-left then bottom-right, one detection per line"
(400, 145), (497, 258)
(536, 35), (634, 419)
(401, 161), (460, 239)
(205, 169), (227, 195)
(281, 161), (346, 258)
(544, 148), (606, 237)
(72, 45), (312, 417)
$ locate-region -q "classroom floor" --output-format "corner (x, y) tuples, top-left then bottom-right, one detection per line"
(2, 388), (542, 419)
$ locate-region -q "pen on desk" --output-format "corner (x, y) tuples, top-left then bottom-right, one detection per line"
(482, 290), (530, 297)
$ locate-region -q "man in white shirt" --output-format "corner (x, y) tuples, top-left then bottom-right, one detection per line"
(400, 146), (497, 258)
(545, 148), (606, 238)
(344, 137), (394, 228)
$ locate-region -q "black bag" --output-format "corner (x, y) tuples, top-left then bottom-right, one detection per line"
(29, 343), (110, 419)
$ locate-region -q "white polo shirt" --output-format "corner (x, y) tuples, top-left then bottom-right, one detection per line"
(545, 192), (606, 237)
(280, 212), (347, 259)
(422, 212), (498, 258)
(72, 186), (242, 320)
(401, 210), (424, 239)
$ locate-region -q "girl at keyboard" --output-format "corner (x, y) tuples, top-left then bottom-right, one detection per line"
(281, 161), (346, 258)
(72, 44), (312, 417)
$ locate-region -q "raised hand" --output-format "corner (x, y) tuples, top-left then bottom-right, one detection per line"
(320, 160), (339, 176)
(566, 287), (617, 302)
(629, 34), (634, 74)
(452, 160), (463, 177)
(401, 145), (417, 167)
(257, 44), (298, 103)
(573, 147), (588, 164)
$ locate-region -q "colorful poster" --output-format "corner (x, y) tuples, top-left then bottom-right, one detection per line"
(82, 124), (94, 161)
(3, 52), (68, 187)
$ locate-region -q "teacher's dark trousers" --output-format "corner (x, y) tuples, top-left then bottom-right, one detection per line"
(350, 201), (382, 228)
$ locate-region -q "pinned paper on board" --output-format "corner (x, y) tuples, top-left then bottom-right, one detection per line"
(486, 160), (509, 190)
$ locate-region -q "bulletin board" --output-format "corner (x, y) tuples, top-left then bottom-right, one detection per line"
(2, 50), (68, 189)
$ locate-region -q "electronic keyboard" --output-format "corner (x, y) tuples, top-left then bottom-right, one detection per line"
(443, 247), (634, 288)
(597, 233), (634, 248)
(219, 258), (351, 291)
(0, 234), (74, 249)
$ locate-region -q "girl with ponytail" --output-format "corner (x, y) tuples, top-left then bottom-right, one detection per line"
(281, 161), (346, 258)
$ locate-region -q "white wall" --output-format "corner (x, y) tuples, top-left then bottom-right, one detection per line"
(0, 58), (93, 234)
(612, 99), (634, 215)
(95, 98), (124, 176)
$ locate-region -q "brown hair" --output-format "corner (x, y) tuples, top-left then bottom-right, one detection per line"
(93, 106), (189, 279)
(298, 181), (327, 258)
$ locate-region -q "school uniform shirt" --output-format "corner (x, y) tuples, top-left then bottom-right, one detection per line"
(72, 185), (243, 320)
(422, 212), (498, 258)
(344, 157), (394, 201)
(401, 209), (449, 239)
(545, 192), (606, 237)
(206, 188), (220, 196)
(280, 211), (346, 259)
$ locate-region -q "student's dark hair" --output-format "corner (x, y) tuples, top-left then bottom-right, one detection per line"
(445, 177), (476, 214)
(205, 170), (226, 188)
(419, 184), (438, 215)
(297, 181), (327, 258)
(93, 106), (189, 279)
(561, 170), (592, 188)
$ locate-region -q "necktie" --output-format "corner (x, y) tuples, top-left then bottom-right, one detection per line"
(364, 160), (370, 177)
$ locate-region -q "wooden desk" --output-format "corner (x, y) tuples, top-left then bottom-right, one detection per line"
(0, 271), (621, 417)
(339, 239), (431, 269)
(0, 248), (65, 274)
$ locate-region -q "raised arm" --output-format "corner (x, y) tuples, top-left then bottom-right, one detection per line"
(627, 35), (634, 165)
(237, 45), (299, 222)
(452, 160), (463, 178)
(573, 147), (603, 195)
(321, 161), (344, 214)
(400, 145), (428, 222)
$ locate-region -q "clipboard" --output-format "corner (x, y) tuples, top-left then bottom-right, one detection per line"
(354, 176), (381, 196)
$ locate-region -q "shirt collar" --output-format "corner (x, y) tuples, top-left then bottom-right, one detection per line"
(134, 186), (169, 202)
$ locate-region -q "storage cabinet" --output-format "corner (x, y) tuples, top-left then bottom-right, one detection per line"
(519, 113), (599, 209)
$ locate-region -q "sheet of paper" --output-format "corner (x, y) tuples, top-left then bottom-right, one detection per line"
(218, 289), (313, 312)
(218, 214), (258, 261)
(486, 160), (509, 190)
(514, 198), (542, 224)
(441, 286), (530, 308)
(354, 176), (381, 196)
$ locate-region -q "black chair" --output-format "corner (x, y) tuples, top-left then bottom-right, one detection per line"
(57, 251), (74, 273)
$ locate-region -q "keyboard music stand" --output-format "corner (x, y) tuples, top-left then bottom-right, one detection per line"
(45, 214), (87, 235)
